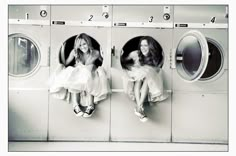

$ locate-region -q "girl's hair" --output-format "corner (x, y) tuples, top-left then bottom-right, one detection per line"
(138, 36), (163, 68)
(74, 33), (93, 62)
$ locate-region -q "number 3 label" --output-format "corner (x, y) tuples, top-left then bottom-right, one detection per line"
(149, 16), (153, 23)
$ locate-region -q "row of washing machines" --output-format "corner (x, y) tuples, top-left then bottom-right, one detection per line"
(9, 5), (228, 144)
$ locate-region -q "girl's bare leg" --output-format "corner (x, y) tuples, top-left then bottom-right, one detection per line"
(71, 93), (83, 116)
(83, 93), (95, 118)
(134, 79), (148, 122)
(134, 80), (142, 106)
(87, 94), (94, 108)
(70, 93), (80, 108)
(138, 79), (149, 109)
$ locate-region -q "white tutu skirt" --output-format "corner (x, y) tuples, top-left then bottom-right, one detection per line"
(48, 63), (110, 103)
(122, 65), (169, 103)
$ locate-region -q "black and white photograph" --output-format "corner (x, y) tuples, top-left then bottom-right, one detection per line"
(1, 0), (235, 154)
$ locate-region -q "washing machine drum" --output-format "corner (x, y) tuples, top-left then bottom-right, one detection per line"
(58, 35), (103, 67)
(200, 40), (224, 80)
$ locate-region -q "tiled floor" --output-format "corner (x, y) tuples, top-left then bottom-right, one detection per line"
(8, 142), (228, 152)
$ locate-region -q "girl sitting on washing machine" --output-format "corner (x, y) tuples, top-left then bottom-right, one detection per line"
(121, 36), (168, 122)
(49, 33), (110, 118)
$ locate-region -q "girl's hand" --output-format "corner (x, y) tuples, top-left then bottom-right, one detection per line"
(74, 51), (78, 58)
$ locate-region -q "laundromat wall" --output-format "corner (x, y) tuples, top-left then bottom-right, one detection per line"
(8, 5), (228, 144)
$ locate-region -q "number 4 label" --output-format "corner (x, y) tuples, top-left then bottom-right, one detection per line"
(211, 17), (216, 23)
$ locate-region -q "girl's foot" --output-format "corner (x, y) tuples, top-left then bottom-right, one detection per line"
(83, 105), (95, 118)
(134, 106), (144, 116)
(73, 105), (84, 117)
(134, 106), (148, 122)
(139, 114), (148, 122)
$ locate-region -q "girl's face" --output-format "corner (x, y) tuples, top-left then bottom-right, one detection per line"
(140, 39), (149, 56)
(77, 39), (89, 53)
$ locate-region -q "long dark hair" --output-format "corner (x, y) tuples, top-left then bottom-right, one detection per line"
(138, 36), (163, 68)
(74, 33), (93, 63)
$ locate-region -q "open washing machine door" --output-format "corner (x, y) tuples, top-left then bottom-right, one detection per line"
(174, 30), (209, 83)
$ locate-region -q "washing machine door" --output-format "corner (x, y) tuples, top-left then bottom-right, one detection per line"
(8, 33), (41, 77)
(175, 30), (209, 82)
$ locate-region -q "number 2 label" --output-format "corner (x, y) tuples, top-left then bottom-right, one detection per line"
(88, 15), (93, 21)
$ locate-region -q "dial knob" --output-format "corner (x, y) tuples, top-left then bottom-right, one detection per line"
(40, 10), (47, 17)
(102, 12), (109, 19)
(163, 13), (170, 20)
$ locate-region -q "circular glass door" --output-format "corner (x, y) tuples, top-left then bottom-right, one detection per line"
(175, 30), (209, 82)
(9, 34), (40, 77)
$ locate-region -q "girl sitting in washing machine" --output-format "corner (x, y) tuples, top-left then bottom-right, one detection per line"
(121, 36), (168, 122)
(49, 33), (110, 118)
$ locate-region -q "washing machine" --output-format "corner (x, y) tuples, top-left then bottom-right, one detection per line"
(171, 5), (228, 143)
(110, 5), (173, 142)
(49, 5), (112, 141)
(8, 5), (50, 140)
